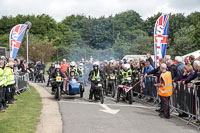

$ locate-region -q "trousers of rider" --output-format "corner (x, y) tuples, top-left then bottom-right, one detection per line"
(89, 82), (95, 99)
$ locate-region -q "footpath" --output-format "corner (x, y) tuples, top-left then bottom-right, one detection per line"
(30, 83), (63, 133)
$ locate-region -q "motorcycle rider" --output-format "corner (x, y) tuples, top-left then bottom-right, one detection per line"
(68, 70), (79, 82)
(121, 64), (132, 85)
(116, 61), (124, 85)
(35, 61), (44, 82)
(131, 61), (140, 95)
(47, 62), (55, 87)
(67, 61), (81, 77)
(78, 63), (84, 76)
(104, 60), (116, 94)
(51, 65), (65, 94)
(88, 62), (105, 102)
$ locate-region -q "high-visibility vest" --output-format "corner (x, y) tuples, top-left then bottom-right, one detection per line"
(92, 70), (100, 81)
(158, 71), (173, 97)
(132, 69), (138, 80)
(79, 67), (84, 75)
(69, 67), (78, 75)
(122, 70), (132, 83)
(0, 68), (6, 86)
(4, 67), (15, 86)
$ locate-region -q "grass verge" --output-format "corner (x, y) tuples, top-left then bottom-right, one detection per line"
(0, 85), (42, 133)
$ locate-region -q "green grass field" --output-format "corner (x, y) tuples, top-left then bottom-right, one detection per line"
(0, 86), (42, 133)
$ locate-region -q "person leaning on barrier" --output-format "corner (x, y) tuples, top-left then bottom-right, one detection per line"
(4, 62), (15, 104)
(167, 59), (177, 80)
(145, 61), (154, 102)
(154, 63), (172, 119)
(191, 60), (200, 82)
(174, 56), (184, 81)
(0, 60), (7, 112)
(144, 58), (166, 90)
(18, 60), (26, 73)
(189, 55), (195, 68)
(179, 64), (194, 84)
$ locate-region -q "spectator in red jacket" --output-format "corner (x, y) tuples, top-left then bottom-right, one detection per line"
(60, 59), (69, 74)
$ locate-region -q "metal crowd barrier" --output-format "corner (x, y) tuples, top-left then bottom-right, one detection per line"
(132, 75), (200, 126)
(170, 82), (199, 125)
(15, 72), (30, 94)
(132, 75), (158, 103)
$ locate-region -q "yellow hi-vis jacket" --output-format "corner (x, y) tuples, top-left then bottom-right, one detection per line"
(158, 71), (173, 97)
(122, 70), (132, 83)
(4, 67), (15, 86)
(92, 70), (100, 81)
(0, 68), (6, 86)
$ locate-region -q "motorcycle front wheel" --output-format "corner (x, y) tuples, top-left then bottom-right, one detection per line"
(55, 87), (61, 101)
(111, 83), (115, 98)
(128, 90), (133, 104)
(116, 88), (120, 103)
(100, 89), (104, 104)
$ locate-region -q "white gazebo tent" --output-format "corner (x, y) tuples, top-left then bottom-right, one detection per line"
(182, 50), (200, 60)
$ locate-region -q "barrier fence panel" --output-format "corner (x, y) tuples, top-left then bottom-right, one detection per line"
(15, 72), (30, 94)
(170, 83), (198, 124)
(132, 75), (158, 102)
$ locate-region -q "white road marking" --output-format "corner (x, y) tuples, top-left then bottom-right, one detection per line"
(99, 104), (120, 114)
(59, 100), (156, 109)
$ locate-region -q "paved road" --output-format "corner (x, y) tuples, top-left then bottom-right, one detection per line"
(35, 77), (199, 133)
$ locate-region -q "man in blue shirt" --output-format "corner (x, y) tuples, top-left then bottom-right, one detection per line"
(144, 61), (154, 101)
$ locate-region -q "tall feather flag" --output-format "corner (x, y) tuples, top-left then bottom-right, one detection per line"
(9, 24), (28, 59)
(154, 14), (169, 67)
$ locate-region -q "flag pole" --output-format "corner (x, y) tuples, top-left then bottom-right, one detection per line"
(25, 21), (32, 65)
(26, 29), (29, 64)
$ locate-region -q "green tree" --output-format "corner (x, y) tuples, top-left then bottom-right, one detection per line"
(171, 25), (198, 56)
(129, 35), (154, 55)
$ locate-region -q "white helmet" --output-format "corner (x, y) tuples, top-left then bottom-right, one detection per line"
(123, 64), (130, 71)
(93, 61), (99, 67)
(55, 64), (61, 69)
(79, 63), (83, 66)
(70, 61), (76, 67)
(109, 60), (114, 64)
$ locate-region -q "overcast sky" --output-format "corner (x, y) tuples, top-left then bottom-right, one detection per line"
(0, 0), (199, 21)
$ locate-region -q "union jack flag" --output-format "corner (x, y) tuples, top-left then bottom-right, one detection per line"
(154, 14), (169, 67)
(9, 24), (27, 59)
